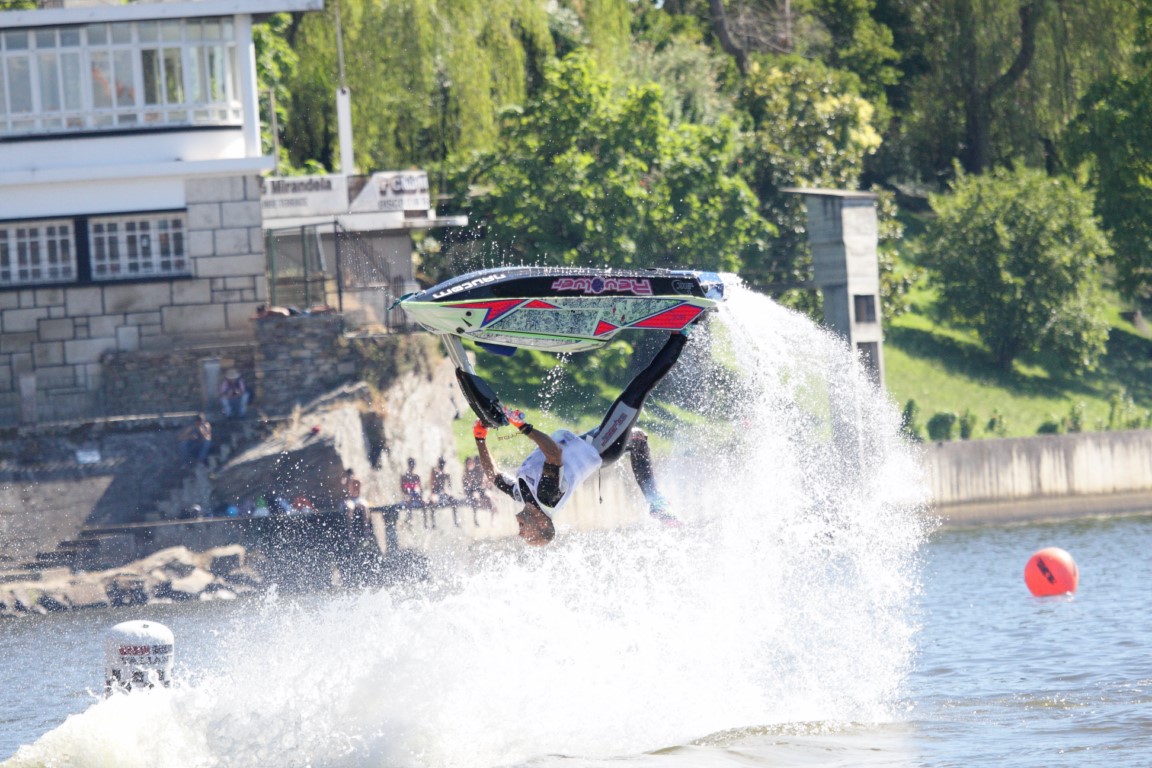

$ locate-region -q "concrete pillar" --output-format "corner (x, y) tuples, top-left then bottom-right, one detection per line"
(235, 14), (261, 158)
(786, 188), (885, 388)
(18, 372), (36, 424)
(202, 358), (221, 415)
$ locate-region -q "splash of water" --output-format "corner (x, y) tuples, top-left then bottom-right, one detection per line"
(7, 280), (930, 768)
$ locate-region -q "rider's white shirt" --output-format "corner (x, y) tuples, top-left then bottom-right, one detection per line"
(513, 429), (602, 515)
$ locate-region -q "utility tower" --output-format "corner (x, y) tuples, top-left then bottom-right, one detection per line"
(787, 188), (885, 388)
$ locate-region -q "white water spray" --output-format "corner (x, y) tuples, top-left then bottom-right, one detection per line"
(7, 280), (931, 768)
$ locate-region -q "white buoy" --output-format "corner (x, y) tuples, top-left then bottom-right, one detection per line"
(104, 620), (174, 696)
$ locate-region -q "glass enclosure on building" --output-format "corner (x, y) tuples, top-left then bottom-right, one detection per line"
(0, 17), (240, 135)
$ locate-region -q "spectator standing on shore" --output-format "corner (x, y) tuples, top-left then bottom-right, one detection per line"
(462, 455), (494, 526)
(341, 468), (370, 540)
(219, 369), (249, 419)
(178, 414), (212, 466)
(429, 456), (460, 527)
(400, 457), (427, 528)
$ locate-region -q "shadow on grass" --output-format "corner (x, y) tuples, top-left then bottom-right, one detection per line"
(1087, 326), (1152, 404)
(886, 325), (1070, 400)
(889, 322), (1152, 406)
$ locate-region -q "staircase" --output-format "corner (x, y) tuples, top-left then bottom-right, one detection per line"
(11, 417), (276, 574)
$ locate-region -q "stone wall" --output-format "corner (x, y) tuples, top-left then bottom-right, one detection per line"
(0, 174), (267, 425)
(923, 430), (1152, 524)
(100, 344), (257, 415)
(254, 314), (357, 414)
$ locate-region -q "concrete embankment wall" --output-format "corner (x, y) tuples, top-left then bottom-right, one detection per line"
(921, 429), (1152, 527)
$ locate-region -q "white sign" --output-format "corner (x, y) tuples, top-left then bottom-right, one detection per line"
(261, 174), (349, 218)
(76, 449), (101, 464)
(351, 171), (430, 213)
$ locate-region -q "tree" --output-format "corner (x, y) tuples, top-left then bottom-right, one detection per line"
(448, 52), (773, 275)
(925, 165), (1111, 372)
(278, 0), (554, 175)
(1066, 7), (1152, 306)
(253, 14), (299, 173)
(737, 54), (883, 293)
(698, 0), (900, 103)
(625, 11), (734, 128)
(895, 0), (1137, 179)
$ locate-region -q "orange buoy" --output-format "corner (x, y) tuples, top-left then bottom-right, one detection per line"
(1024, 547), (1079, 596)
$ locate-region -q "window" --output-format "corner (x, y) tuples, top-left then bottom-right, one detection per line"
(0, 19), (241, 136)
(0, 220), (76, 286)
(853, 294), (878, 324)
(0, 211), (188, 288)
(89, 213), (187, 280)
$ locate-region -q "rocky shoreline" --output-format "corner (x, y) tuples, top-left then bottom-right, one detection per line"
(0, 545), (263, 619)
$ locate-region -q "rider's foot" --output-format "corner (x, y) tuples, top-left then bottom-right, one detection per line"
(648, 496), (682, 528)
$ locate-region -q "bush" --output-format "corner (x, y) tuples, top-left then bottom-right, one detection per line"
(1066, 402), (1085, 433)
(985, 410), (1008, 438)
(901, 399), (924, 442)
(958, 409), (977, 439)
(926, 412), (958, 441)
(1107, 391), (1146, 431)
(1037, 420), (1062, 434)
(925, 164), (1110, 373)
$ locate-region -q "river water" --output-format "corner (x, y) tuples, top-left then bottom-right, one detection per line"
(3, 283), (1150, 766)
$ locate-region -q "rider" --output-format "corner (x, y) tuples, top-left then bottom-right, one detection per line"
(473, 331), (687, 545)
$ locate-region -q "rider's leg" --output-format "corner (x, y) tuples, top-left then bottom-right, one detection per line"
(626, 430), (659, 500)
(587, 333), (688, 465)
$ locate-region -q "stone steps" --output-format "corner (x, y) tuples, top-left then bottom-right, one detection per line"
(0, 570), (43, 583)
(17, 420), (274, 573)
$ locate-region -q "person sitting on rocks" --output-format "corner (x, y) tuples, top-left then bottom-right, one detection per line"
(340, 468), (370, 540)
(428, 456), (460, 527)
(400, 457), (427, 528)
(463, 455), (494, 526)
(219, 369), (249, 419)
(178, 413), (212, 466)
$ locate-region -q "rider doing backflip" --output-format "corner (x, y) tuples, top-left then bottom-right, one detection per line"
(473, 331), (688, 545)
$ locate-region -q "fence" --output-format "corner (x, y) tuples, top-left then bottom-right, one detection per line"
(265, 225), (418, 331)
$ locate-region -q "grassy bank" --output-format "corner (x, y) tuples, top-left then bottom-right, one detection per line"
(884, 279), (1152, 440)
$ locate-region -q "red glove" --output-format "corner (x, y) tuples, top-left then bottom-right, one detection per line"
(502, 406), (533, 435)
(473, 420), (488, 440)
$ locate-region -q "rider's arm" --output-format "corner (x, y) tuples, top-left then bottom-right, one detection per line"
(522, 429), (562, 465)
(501, 409), (563, 465)
(475, 428), (516, 497)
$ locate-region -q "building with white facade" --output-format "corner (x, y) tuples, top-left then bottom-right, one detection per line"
(0, 0), (322, 424)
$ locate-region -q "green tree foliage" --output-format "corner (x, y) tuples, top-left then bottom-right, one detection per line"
(958, 408), (977, 439)
(253, 14), (299, 172)
(925, 165), (1111, 372)
(280, 0), (555, 175)
(625, 12), (733, 127)
(1066, 8), (1152, 306)
(452, 53), (773, 273)
(690, 0), (899, 107)
(808, 0), (900, 110)
(737, 55), (883, 291)
(895, 0), (1137, 179)
(581, 0), (633, 74)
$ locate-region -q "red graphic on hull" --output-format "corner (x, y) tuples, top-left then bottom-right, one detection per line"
(524, 300), (558, 309)
(632, 304), (704, 329)
(448, 299), (523, 326)
(594, 320), (618, 336)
